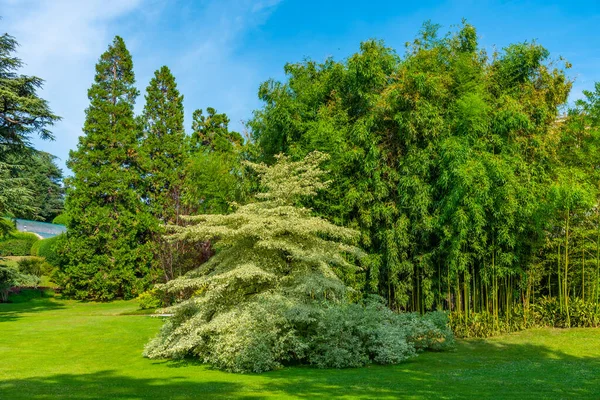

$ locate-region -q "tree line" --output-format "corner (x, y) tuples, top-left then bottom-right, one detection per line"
(55, 36), (245, 299)
(4, 20), (600, 334)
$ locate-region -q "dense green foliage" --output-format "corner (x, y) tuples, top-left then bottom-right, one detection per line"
(55, 38), (245, 295)
(6, 150), (64, 221)
(0, 30), (60, 220)
(51, 214), (67, 226)
(450, 297), (600, 338)
(30, 234), (62, 267)
(58, 37), (155, 300)
(140, 65), (186, 224)
(16, 256), (53, 278)
(1, 298), (600, 398)
(144, 153), (453, 372)
(138, 65), (194, 283)
(0, 161), (36, 219)
(247, 22), (600, 336)
(0, 231), (39, 256)
(0, 261), (39, 302)
(184, 107), (247, 214)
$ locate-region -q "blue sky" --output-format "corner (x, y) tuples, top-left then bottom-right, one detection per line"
(1, 0), (599, 174)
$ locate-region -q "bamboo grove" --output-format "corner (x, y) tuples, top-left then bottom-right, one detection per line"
(249, 22), (600, 331)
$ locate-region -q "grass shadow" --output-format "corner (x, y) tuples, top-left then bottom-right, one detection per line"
(259, 340), (600, 399)
(139, 340), (600, 398)
(0, 370), (247, 400)
(0, 295), (65, 322)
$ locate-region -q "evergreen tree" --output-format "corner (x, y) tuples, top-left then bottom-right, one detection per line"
(58, 36), (155, 300)
(190, 107), (243, 153)
(140, 66), (186, 223)
(7, 150), (64, 221)
(183, 107), (246, 214)
(0, 32), (59, 156)
(0, 30), (59, 218)
(139, 66), (190, 282)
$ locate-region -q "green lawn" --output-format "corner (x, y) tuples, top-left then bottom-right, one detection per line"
(1, 297), (599, 399)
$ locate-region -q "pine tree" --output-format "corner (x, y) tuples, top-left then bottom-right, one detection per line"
(59, 36), (155, 300)
(190, 107), (243, 153)
(183, 107), (246, 215)
(6, 150), (64, 221)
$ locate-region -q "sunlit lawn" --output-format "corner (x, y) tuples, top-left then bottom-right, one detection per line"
(1, 295), (599, 399)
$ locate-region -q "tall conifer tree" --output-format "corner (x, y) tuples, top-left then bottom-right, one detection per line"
(140, 66), (186, 223)
(139, 66), (190, 281)
(59, 36), (154, 300)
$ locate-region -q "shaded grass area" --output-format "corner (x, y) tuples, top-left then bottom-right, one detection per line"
(1, 298), (600, 399)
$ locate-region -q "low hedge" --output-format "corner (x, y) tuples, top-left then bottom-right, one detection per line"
(0, 232), (40, 256)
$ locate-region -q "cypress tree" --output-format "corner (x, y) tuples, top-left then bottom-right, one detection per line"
(59, 36), (155, 300)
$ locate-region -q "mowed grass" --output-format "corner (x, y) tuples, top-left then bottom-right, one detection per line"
(1, 297), (600, 399)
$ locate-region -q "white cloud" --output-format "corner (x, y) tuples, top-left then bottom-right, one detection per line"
(1, 0), (144, 173)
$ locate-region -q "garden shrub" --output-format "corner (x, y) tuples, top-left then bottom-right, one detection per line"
(52, 214), (68, 225)
(449, 297), (600, 338)
(0, 218), (15, 237)
(147, 294), (453, 373)
(36, 235), (63, 266)
(137, 287), (171, 310)
(17, 257), (54, 278)
(531, 297), (600, 328)
(30, 239), (42, 256)
(0, 264), (40, 302)
(144, 153), (455, 373)
(302, 299), (444, 369)
(0, 232), (39, 256)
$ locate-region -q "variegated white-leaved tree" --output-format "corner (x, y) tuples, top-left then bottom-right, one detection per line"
(144, 151), (453, 372)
